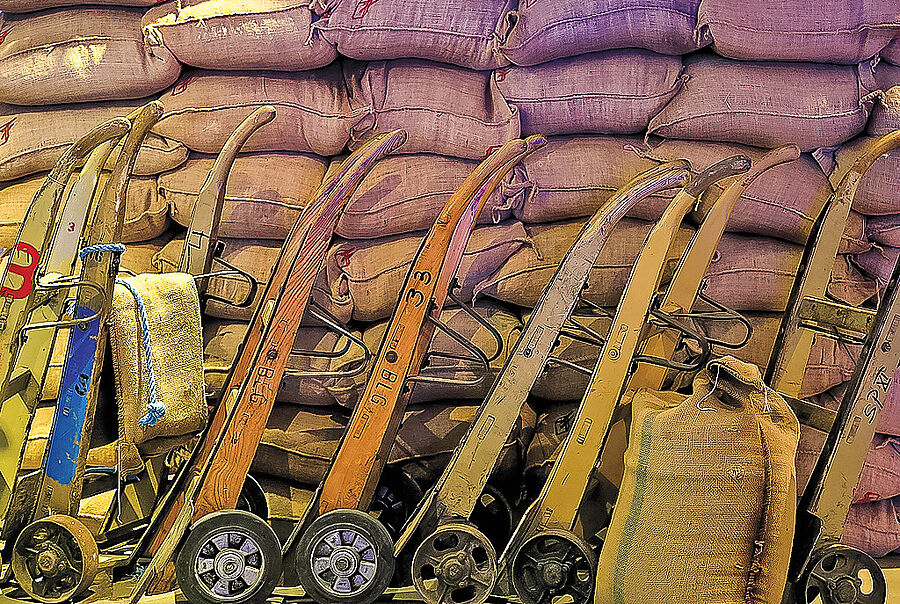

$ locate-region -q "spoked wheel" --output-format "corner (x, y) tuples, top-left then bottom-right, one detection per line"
(797, 544), (886, 604)
(236, 474), (269, 521)
(511, 530), (596, 604)
(370, 466), (423, 539)
(12, 515), (99, 603)
(412, 523), (497, 604)
(470, 484), (514, 554)
(296, 509), (395, 604)
(175, 510), (282, 604)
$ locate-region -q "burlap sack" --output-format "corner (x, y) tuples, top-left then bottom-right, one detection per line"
(0, 172), (167, 247)
(335, 154), (513, 240)
(876, 372), (900, 436)
(0, 102), (187, 182)
(108, 273), (207, 467)
(866, 215), (900, 248)
(496, 51), (685, 137)
(202, 319), (364, 407)
(143, 0), (337, 71)
(318, 0), (511, 71)
(842, 498), (900, 557)
(885, 38), (900, 65)
(121, 231), (175, 275)
(0, 0), (161, 9)
(474, 218), (695, 309)
(703, 234), (875, 312)
(646, 139), (868, 253)
(797, 426), (900, 504)
(648, 55), (874, 151)
(155, 67), (365, 155)
(852, 245), (899, 288)
(254, 475), (315, 542)
(252, 401), (531, 487)
(867, 63), (900, 136)
(0, 8), (180, 106)
(324, 220), (529, 322)
(505, 136), (675, 224)
(499, 0), (707, 66)
(595, 357), (799, 604)
(351, 302), (523, 407)
(831, 137), (900, 216)
(160, 152), (326, 239)
(698, 0), (900, 64)
(345, 59), (520, 160)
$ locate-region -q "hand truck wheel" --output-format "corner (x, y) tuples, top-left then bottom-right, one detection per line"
(412, 522), (497, 604)
(511, 529), (596, 604)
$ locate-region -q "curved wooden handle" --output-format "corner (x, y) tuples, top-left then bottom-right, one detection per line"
(684, 154), (752, 197)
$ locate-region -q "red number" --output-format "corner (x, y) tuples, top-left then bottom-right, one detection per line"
(1, 242), (40, 300)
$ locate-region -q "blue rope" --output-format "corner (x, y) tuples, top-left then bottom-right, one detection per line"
(79, 243), (125, 259)
(115, 278), (166, 427)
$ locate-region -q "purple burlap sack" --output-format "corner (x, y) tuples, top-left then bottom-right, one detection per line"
(495, 50), (684, 137)
(842, 498), (900, 557)
(698, 0), (900, 64)
(883, 37), (900, 65)
(831, 136), (900, 216)
(345, 59), (519, 160)
(867, 216), (900, 248)
(317, 0), (512, 70)
(500, 0), (707, 66)
(648, 55), (874, 151)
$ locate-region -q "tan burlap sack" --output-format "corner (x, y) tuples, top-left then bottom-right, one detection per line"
(504, 136), (674, 224)
(0, 102), (187, 182)
(345, 59), (520, 160)
(108, 273), (207, 466)
(0, 8), (180, 106)
(596, 357), (799, 604)
(0, 172), (167, 248)
(143, 0), (337, 71)
(475, 218), (694, 309)
(0, 0), (161, 9)
(831, 136), (900, 216)
(351, 301), (523, 407)
(160, 152), (326, 240)
(648, 55), (874, 151)
(698, 0), (900, 64)
(155, 67), (365, 155)
(317, 0), (511, 70)
(496, 50), (685, 137)
(334, 153), (513, 240)
(499, 0), (707, 66)
(121, 231), (175, 276)
(646, 139), (868, 253)
(324, 221), (529, 322)
(252, 400), (531, 487)
(202, 319), (364, 407)
(254, 476), (315, 542)
(842, 498), (900, 557)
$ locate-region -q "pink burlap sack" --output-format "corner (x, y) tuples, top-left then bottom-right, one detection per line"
(474, 217), (695, 309)
(155, 67), (364, 155)
(143, 0), (337, 71)
(885, 38), (900, 65)
(334, 154), (513, 240)
(867, 216), (900, 248)
(867, 63), (900, 136)
(0, 8), (180, 106)
(160, 152), (327, 240)
(646, 139), (868, 253)
(831, 137), (900, 216)
(797, 426), (900, 504)
(842, 498), (900, 557)
(703, 235), (875, 312)
(345, 59), (520, 160)
(0, 101), (188, 182)
(324, 220), (529, 322)
(648, 55), (874, 151)
(317, 0), (511, 70)
(852, 245), (900, 289)
(495, 50), (684, 136)
(879, 372), (900, 437)
(698, 0), (900, 64)
(504, 136), (676, 224)
(0, 0), (160, 9)
(499, 0), (707, 66)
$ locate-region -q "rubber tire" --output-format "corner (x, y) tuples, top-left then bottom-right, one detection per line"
(296, 509), (395, 604)
(175, 510), (282, 604)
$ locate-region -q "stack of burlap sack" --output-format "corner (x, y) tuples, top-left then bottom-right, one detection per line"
(3, 0), (900, 557)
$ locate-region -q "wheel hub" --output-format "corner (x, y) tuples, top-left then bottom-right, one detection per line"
(329, 547), (362, 578)
(214, 550), (246, 582)
(541, 561), (565, 587)
(830, 577), (861, 603)
(437, 553), (470, 585)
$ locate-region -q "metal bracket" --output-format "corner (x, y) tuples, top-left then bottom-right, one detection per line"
(672, 291), (754, 349)
(631, 297), (712, 372)
(18, 278), (107, 342)
(282, 301), (371, 380)
(796, 296), (874, 344)
(195, 254), (259, 309)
